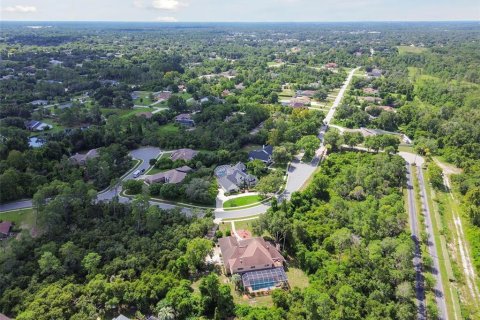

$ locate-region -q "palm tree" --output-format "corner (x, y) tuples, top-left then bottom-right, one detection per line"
(157, 306), (175, 320)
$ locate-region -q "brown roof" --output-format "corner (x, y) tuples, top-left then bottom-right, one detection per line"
(363, 87), (379, 95)
(144, 166), (192, 184)
(0, 221), (12, 235)
(69, 148), (99, 165)
(218, 236), (284, 274)
(170, 148), (198, 161)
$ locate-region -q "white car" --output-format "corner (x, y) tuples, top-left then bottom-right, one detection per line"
(133, 170), (141, 178)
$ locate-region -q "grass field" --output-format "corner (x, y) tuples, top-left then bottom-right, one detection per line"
(241, 144), (262, 152)
(132, 91), (153, 106)
(398, 46), (428, 55)
(0, 208), (35, 230)
(224, 195), (262, 208)
(422, 168), (463, 320)
(158, 123), (180, 135)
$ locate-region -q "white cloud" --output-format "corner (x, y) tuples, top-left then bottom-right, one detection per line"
(151, 0), (186, 10)
(156, 16), (178, 22)
(2, 5), (37, 13)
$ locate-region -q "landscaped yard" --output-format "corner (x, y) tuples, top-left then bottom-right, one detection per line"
(0, 208), (35, 230)
(132, 91), (153, 106)
(223, 195), (262, 208)
(241, 144), (262, 152)
(158, 123), (180, 135)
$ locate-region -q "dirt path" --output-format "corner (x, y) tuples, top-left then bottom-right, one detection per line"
(442, 173), (480, 303)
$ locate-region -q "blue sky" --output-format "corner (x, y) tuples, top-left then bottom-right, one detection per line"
(1, 0), (479, 22)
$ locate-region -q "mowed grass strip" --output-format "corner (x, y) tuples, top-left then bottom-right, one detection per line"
(223, 195), (262, 208)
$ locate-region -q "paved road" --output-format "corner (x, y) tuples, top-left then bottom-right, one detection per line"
(405, 163), (427, 320)
(417, 165), (448, 320)
(216, 68), (359, 219)
(97, 147), (162, 202)
(0, 199), (33, 212)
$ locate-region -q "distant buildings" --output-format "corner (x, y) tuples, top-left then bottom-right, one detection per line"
(363, 87), (379, 95)
(174, 113), (195, 127)
(215, 162), (257, 193)
(144, 166), (192, 184)
(248, 145), (273, 164)
(29, 99), (49, 106)
(367, 68), (383, 78)
(153, 91), (172, 102)
(69, 149), (99, 166)
(25, 120), (53, 131)
(325, 62), (338, 69)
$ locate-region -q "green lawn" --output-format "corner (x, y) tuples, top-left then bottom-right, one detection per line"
(397, 46), (428, 55)
(0, 208), (35, 230)
(158, 123), (180, 135)
(286, 267), (309, 289)
(101, 107), (151, 119)
(422, 168), (463, 320)
(31, 119), (65, 136)
(241, 144), (262, 152)
(132, 91), (153, 106)
(223, 195), (262, 208)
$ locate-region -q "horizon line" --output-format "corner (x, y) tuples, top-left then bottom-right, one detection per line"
(1, 19), (479, 23)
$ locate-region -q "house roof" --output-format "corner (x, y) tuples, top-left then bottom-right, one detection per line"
(0, 313), (13, 320)
(215, 162), (256, 191)
(112, 315), (130, 320)
(144, 166), (192, 184)
(218, 236), (285, 274)
(174, 113), (192, 121)
(170, 148), (198, 161)
(0, 221), (12, 235)
(248, 145), (273, 162)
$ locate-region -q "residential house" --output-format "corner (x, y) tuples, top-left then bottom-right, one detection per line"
(215, 162), (257, 193)
(153, 91), (172, 102)
(170, 148), (198, 161)
(218, 236), (288, 292)
(25, 120), (53, 131)
(248, 145), (273, 164)
(49, 59), (63, 66)
(221, 89), (231, 97)
(69, 148), (99, 166)
(325, 62), (338, 69)
(144, 166), (192, 184)
(0, 221), (12, 239)
(367, 68), (383, 78)
(99, 79), (119, 86)
(112, 315), (130, 320)
(29, 99), (48, 106)
(174, 113), (195, 127)
(363, 87), (379, 95)
(235, 83), (246, 90)
(296, 90), (316, 97)
(178, 84), (187, 92)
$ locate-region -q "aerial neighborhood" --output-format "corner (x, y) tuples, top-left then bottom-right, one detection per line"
(0, 18), (478, 320)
